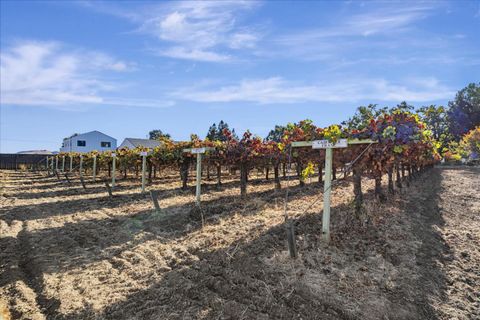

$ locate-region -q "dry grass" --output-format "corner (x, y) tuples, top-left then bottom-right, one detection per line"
(1, 167), (479, 319)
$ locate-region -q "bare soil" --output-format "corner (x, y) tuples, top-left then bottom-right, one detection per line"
(0, 167), (479, 319)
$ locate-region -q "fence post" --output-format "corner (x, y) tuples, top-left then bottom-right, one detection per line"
(286, 219), (297, 258)
(79, 155), (83, 178)
(322, 148), (333, 242)
(196, 153), (202, 206)
(55, 156), (59, 172)
(150, 190), (161, 213)
(92, 155), (97, 182)
(112, 153), (116, 189)
(80, 176), (86, 190)
(104, 180), (113, 197)
(141, 153), (147, 193)
(61, 156), (65, 172)
(69, 155), (73, 172)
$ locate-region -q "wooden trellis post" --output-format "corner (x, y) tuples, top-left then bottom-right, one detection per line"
(92, 155), (97, 182)
(111, 153), (116, 189)
(183, 147), (215, 206)
(104, 180), (113, 197)
(150, 190), (161, 213)
(140, 151), (147, 193)
(80, 176), (86, 190)
(323, 147), (333, 241)
(61, 156), (65, 172)
(55, 156), (59, 172)
(292, 138), (376, 243)
(79, 155), (83, 178)
(69, 155), (73, 172)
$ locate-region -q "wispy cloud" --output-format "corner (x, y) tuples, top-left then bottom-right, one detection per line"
(266, 3), (441, 62)
(79, 0), (262, 62)
(344, 5), (431, 36)
(277, 5), (430, 44)
(174, 76), (455, 104)
(156, 46), (231, 63)
(142, 1), (261, 62)
(0, 41), (172, 108)
(76, 1), (479, 69)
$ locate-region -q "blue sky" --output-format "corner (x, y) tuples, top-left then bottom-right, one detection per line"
(1, 0), (479, 153)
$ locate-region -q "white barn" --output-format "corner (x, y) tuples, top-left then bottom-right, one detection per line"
(119, 138), (162, 150)
(60, 131), (117, 153)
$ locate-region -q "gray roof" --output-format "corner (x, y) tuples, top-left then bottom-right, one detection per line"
(17, 150), (55, 155)
(122, 138), (162, 149)
(63, 130), (115, 141)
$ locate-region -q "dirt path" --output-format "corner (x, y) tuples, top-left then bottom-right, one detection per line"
(0, 167), (479, 319)
(418, 167), (479, 319)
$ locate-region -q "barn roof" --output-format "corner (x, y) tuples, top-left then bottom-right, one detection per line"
(121, 138), (162, 149)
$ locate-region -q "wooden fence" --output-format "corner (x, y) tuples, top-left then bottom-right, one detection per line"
(0, 154), (49, 170)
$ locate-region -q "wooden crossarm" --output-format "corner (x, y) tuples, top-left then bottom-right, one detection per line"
(183, 147), (216, 153)
(291, 139), (377, 148)
(347, 139), (378, 145)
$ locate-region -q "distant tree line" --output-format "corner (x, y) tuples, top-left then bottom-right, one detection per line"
(147, 83), (479, 157)
(341, 83), (479, 155)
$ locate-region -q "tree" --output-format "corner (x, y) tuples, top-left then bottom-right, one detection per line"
(205, 120), (238, 141)
(417, 105), (448, 140)
(231, 128), (239, 140)
(265, 125), (287, 142)
(458, 126), (480, 160)
(390, 101), (414, 113)
(206, 123), (217, 141)
(342, 104), (387, 130)
(217, 120), (230, 141)
(448, 83), (480, 140)
(417, 105), (451, 154)
(149, 130), (171, 140)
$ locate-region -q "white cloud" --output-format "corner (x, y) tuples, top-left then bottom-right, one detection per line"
(0, 41), (169, 108)
(100, 97), (175, 108)
(76, 1), (478, 69)
(145, 1), (258, 45)
(144, 1), (261, 61)
(173, 76), (455, 104)
(174, 77), (318, 104)
(81, 0), (262, 62)
(157, 47), (231, 62)
(84, 52), (134, 71)
(229, 32), (259, 49)
(268, 4), (439, 62)
(345, 6), (431, 36)
(1, 41), (104, 106)
(275, 6), (429, 46)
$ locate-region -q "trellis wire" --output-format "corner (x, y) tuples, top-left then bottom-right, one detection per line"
(283, 141), (376, 220)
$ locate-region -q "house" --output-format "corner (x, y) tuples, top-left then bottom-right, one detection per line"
(60, 131), (117, 153)
(119, 138), (162, 150)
